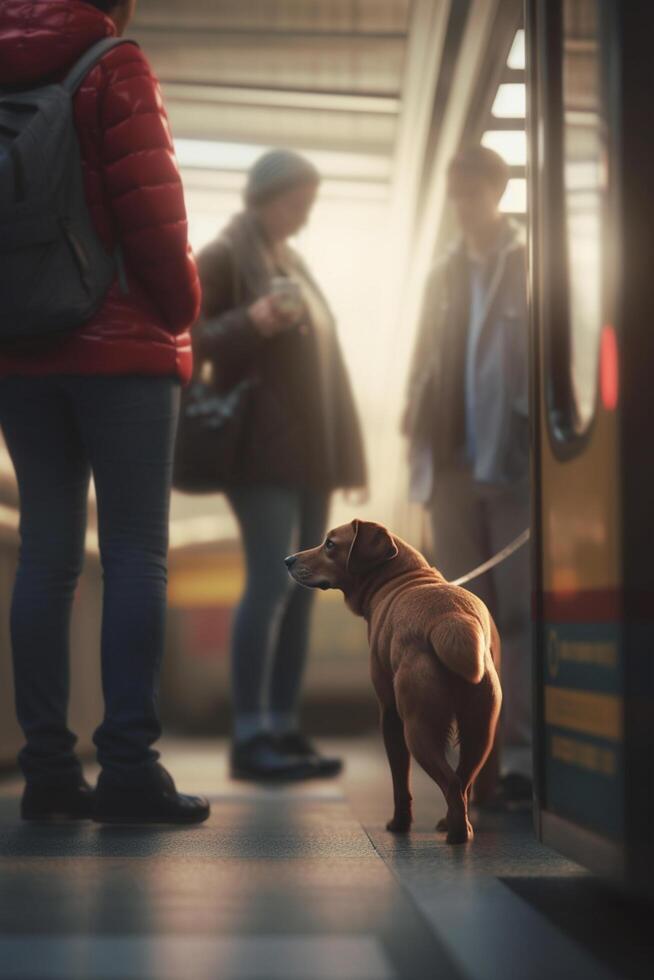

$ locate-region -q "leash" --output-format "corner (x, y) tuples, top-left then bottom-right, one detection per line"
(448, 528), (531, 587)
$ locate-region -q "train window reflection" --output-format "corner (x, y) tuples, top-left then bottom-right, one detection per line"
(507, 29), (526, 71)
(561, 0), (605, 431)
(500, 178), (527, 215)
(482, 130), (527, 167)
(492, 83), (526, 118)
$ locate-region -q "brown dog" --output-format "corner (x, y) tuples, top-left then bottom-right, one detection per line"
(285, 519), (502, 843)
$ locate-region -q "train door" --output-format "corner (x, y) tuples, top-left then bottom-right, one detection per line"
(527, 0), (654, 892)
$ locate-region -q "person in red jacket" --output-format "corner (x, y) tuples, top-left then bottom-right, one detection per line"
(0, 0), (209, 825)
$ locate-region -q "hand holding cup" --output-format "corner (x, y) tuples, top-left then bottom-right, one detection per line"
(248, 295), (292, 338)
(249, 277), (308, 338)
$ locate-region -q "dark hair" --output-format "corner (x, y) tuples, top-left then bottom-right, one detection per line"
(447, 145), (510, 195)
(80, 0), (123, 11)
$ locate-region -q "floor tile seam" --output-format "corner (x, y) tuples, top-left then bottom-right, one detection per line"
(358, 853), (624, 980)
(343, 800), (474, 971)
(204, 796), (347, 803)
(0, 852), (387, 861)
(0, 853), (386, 862)
(0, 854), (383, 864)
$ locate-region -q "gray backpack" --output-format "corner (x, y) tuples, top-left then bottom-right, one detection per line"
(0, 38), (138, 343)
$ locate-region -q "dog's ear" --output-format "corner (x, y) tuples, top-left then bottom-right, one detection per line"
(346, 520), (399, 576)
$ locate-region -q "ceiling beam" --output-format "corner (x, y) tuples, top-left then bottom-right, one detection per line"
(133, 0), (412, 35)
(161, 83), (399, 115)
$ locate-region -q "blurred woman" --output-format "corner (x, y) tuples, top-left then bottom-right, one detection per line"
(0, 0), (209, 824)
(196, 149), (366, 781)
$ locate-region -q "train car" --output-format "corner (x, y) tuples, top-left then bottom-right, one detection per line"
(528, 0), (654, 893)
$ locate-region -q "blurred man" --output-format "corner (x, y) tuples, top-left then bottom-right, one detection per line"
(402, 145), (531, 802)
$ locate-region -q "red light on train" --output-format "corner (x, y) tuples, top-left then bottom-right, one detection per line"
(600, 324), (619, 411)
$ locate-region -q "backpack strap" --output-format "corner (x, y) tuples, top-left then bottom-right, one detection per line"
(62, 38), (140, 94)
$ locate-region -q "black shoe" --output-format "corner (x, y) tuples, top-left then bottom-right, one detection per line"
(500, 772), (533, 808)
(480, 772), (533, 812)
(275, 732), (343, 778)
(21, 777), (94, 822)
(230, 733), (319, 782)
(93, 765), (210, 826)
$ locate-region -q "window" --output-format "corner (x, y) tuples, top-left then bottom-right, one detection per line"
(481, 129), (526, 166)
(481, 29), (527, 216)
(560, 0), (606, 431)
(491, 83), (526, 119)
(507, 28), (526, 70)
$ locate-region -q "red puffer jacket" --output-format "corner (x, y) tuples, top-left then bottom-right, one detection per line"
(0, 0), (200, 382)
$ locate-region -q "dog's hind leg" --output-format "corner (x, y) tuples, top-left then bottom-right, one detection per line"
(396, 659), (469, 843)
(455, 673), (502, 814)
(471, 621), (502, 806)
(381, 705), (413, 832)
(405, 719), (470, 843)
(471, 724), (501, 806)
(435, 785), (471, 834)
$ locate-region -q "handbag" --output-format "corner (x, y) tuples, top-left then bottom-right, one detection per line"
(173, 239), (258, 493)
(172, 360), (258, 493)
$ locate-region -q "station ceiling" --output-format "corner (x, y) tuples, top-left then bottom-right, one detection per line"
(131, 0), (411, 158)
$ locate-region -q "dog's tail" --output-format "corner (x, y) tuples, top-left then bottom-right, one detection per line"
(429, 615), (486, 684)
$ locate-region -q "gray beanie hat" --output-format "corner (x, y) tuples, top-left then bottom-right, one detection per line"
(245, 149), (320, 207)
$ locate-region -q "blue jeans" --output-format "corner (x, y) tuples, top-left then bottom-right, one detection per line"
(227, 487), (329, 725)
(0, 375), (180, 785)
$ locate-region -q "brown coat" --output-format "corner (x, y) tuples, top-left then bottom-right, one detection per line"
(195, 215), (366, 491)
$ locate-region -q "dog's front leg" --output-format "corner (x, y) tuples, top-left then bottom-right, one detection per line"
(381, 705), (412, 833)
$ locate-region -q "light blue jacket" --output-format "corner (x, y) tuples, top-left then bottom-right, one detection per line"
(404, 219), (529, 502)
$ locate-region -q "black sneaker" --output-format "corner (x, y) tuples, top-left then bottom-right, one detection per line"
(500, 772), (533, 809)
(275, 732), (343, 778)
(480, 772), (533, 812)
(230, 733), (319, 782)
(21, 777), (94, 822)
(93, 764), (210, 826)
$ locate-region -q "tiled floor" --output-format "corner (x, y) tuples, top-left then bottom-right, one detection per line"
(0, 738), (651, 980)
